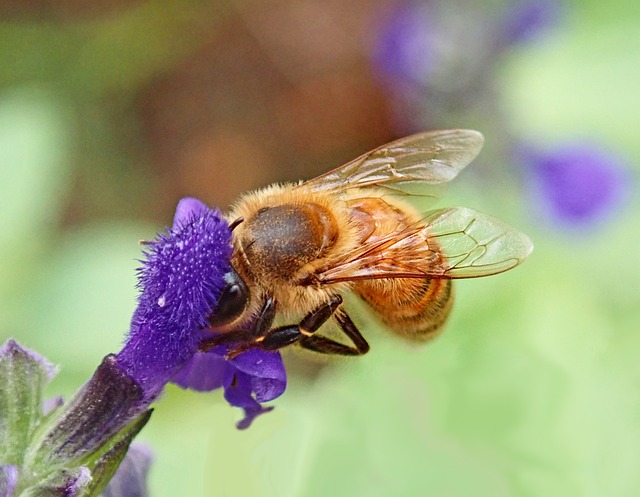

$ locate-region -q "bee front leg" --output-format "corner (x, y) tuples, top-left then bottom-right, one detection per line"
(200, 298), (276, 355)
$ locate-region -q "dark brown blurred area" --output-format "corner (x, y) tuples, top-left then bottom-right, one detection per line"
(138, 0), (395, 211)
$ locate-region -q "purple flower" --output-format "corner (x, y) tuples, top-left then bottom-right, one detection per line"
(371, 0), (563, 88)
(173, 346), (287, 429)
(369, 0), (565, 134)
(519, 141), (630, 228)
(116, 198), (232, 399)
(500, 0), (563, 47)
(117, 197), (287, 427)
(1, 198), (283, 495)
(371, 1), (437, 90)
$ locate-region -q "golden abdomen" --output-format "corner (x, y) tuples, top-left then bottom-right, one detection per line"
(355, 277), (453, 341)
(347, 196), (454, 341)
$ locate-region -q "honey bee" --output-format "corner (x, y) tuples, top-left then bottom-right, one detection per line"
(202, 129), (532, 358)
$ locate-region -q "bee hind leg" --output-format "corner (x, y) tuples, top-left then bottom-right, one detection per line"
(298, 309), (369, 356)
(256, 294), (343, 351)
(258, 295), (369, 356)
(253, 294), (362, 355)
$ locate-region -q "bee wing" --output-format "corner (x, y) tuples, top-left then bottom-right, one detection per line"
(297, 129), (484, 199)
(313, 207), (533, 283)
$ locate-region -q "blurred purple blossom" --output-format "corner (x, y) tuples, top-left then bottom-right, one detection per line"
(0, 465), (18, 497)
(371, 1), (436, 90)
(371, 0), (562, 89)
(173, 346), (286, 429)
(369, 0), (564, 133)
(519, 141), (630, 227)
(102, 443), (153, 497)
(500, 0), (563, 46)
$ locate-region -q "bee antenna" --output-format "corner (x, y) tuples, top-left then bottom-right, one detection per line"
(229, 217), (245, 232)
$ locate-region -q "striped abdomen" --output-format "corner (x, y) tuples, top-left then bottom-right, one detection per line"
(355, 277), (453, 341)
(347, 196), (454, 341)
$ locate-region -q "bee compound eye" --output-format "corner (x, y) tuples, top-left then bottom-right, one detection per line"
(208, 268), (249, 326)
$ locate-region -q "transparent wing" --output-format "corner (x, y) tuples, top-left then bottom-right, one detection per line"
(297, 129), (484, 199)
(313, 207), (533, 283)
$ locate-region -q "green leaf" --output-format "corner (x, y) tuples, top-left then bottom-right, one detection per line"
(0, 340), (55, 466)
(81, 412), (152, 497)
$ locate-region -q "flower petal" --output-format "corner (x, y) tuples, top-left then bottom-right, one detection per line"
(172, 345), (287, 428)
(223, 369), (274, 430)
(172, 351), (226, 392)
(229, 349), (287, 403)
(172, 197), (209, 230)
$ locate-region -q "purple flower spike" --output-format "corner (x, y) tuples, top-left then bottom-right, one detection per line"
(174, 346), (287, 429)
(519, 141), (630, 228)
(117, 199), (232, 400)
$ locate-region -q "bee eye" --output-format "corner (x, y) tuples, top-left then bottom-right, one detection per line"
(209, 268), (249, 326)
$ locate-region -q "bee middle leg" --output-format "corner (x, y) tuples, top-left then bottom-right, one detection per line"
(258, 295), (370, 356)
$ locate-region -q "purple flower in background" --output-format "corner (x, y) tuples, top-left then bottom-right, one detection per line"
(519, 142), (630, 227)
(371, 1), (436, 90)
(174, 346), (287, 429)
(0, 466), (19, 497)
(369, 0), (564, 133)
(102, 443), (153, 497)
(500, 0), (563, 46)
(371, 0), (563, 88)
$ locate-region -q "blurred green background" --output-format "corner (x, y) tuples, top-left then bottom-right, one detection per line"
(1, 0), (639, 495)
